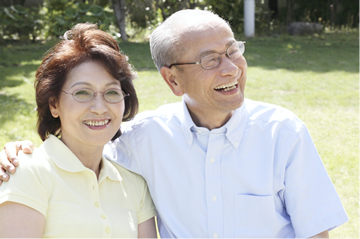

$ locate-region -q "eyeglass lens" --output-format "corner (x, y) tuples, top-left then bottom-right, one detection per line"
(200, 42), (245, 70)
(72, 88), (126, 103)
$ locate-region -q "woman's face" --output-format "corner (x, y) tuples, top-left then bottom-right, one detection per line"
(49, 61), (125, 149)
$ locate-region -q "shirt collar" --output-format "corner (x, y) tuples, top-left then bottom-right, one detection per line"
(180, 98), (249, 149)
(180, 98), (196, 147)
(223, 99), (249, 149)
(40, 135), (122, 182)
(99, 157), (123, 182)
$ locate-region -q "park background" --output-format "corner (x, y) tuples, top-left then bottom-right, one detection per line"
(0, 0), (358, 237)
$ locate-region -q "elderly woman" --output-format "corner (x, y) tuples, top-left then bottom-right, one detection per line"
(0, 23), (156, 238)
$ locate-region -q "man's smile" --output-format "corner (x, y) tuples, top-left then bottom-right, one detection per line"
(214, 80), (238, 91)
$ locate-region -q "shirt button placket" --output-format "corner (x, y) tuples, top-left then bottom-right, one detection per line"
(91, 177), (111, 238)
(206, 132), (224, 237)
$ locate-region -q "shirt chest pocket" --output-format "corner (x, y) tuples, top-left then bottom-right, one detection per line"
(234, 194), (277, 237)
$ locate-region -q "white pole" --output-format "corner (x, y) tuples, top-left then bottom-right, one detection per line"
(244, 0), (255, 37)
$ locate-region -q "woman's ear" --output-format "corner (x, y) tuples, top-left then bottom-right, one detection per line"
(160, 66), (184, 96)
(49, 97), (59, 118)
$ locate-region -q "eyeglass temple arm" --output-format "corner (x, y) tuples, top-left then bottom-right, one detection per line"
(168, 62), (200, 68)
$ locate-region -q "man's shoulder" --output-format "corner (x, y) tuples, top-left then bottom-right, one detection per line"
(109, 160), (145, 184)
(245, 99), (304, 133)
(122, 102), (183, 131)
(137, 101), (182, 119)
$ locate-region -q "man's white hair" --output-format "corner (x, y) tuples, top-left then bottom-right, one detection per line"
(149, 9), (231, 72)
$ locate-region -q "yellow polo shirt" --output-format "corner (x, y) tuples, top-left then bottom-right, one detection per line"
(0, 135), (156, 238)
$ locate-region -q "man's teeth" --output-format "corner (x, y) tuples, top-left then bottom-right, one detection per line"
(214, 80), (238, 91)
(222, 85), (236, 91)
(84, 120), (109, 126)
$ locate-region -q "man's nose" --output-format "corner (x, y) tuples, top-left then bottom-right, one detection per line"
(219, 54), (239, 76)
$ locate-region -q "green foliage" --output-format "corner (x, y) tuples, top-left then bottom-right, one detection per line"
(0, 1), (117, 42)
(206, 0), (358, 35)
(124, 0), (205, 34)
(0, 5), (45, 42)
(206, 0), (244, 33)
(291, 0), (359, 28)
(44, 0), (116, 37)
(154, 0), (204, 20)
(125, 0), (157, 29)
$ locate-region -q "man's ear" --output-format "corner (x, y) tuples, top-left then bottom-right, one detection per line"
(49, 98), (59, 118)
(160, 66), (184, 96)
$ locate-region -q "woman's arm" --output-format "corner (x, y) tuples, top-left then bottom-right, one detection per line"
(309, 230), (329, 238)
(0, 201), (45, 237)
(138, 217), (157, 238)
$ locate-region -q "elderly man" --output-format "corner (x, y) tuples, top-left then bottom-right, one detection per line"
(0, 9), (347, 238)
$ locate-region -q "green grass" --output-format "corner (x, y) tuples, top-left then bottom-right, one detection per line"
(0, 31), (358, 237)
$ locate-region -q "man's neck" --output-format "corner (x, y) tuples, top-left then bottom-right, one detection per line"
(187, 107), (235, 130)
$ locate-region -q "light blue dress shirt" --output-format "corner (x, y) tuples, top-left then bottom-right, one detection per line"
(104, 98), (348, 238)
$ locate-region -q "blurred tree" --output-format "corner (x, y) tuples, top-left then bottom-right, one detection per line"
(0, 4), (44, 41)
(112, 0), (127, 41)
(206, 0), (244, 33)
(154, 0), (201, 20)
(43, 0), (116, 37)
(0, 0), (25, 6)
(288, 0), (358, 28)
(268, 0), (278, 20)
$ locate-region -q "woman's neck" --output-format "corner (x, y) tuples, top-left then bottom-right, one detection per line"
(60, 136), (104, 179)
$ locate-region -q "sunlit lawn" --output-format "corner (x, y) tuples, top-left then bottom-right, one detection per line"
(0, 30), (358, 237)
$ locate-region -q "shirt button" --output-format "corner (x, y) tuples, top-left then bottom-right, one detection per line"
(210, 158), (215, 163)
(101, 214), (106, 219)
(213, 232), (219, 238)
(105, 227), (111, 233)
(212, 196), (217, 201)
(94, 202), (100, 207)
(235, 142), (239, 146)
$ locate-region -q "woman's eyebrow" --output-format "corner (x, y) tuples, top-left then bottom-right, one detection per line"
(70, 81), (120, 89)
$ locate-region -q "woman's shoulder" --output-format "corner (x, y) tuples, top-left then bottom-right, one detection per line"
(17, 147), (52, 174)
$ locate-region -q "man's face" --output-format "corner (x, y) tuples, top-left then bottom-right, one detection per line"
(172, 21), (247, 126)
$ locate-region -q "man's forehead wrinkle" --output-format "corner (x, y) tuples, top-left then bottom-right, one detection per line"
(178, 23), (234, 59)
(198, 40), (234, 59)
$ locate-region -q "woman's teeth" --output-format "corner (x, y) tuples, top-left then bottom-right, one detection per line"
(84, 120), (109, 126)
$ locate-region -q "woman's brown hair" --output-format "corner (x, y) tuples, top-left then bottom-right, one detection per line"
(35, 23), (138, 141)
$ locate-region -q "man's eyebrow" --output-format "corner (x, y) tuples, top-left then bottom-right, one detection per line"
(198, 40), (236, 59)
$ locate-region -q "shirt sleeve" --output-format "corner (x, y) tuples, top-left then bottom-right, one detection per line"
(135, 173), (156, 224)
(282, 124), (348, 238)
(0, 150), (48, 216)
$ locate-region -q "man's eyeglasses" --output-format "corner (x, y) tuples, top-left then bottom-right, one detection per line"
(168, 41), (246, 70)
(61, 88), (129, 103)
